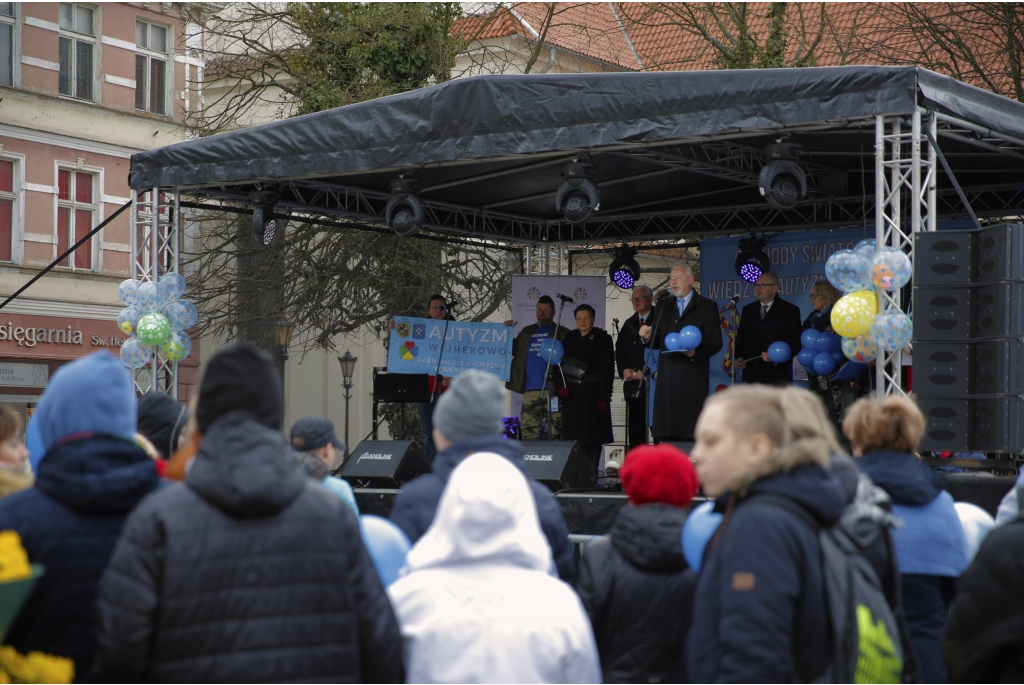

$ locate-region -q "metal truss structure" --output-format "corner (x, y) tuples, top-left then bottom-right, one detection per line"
(875, 111), (936, 398)
(131, 188), (180, 396)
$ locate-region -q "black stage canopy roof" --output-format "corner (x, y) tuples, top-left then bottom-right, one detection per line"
(131, 66), (1024, 244)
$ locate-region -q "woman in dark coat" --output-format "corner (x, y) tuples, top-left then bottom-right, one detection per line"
(576, 444), (699, 683)
(557, 304), (614, 480)
(802, 280), (845, 426)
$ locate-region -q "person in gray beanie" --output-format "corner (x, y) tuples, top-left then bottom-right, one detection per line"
(389, 370), (575, 581)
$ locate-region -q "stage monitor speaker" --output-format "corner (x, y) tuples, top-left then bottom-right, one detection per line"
(520, 440), (591, 492)
(373, 373), (432, 403)
(340, 440), (431, 489)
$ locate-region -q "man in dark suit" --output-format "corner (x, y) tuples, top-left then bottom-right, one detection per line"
(616, 285), (655, 451)
(639, 264), (723, 442)
(735, 272), (803, 387)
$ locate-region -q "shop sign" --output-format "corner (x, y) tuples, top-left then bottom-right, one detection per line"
(0, 363), (49, 388)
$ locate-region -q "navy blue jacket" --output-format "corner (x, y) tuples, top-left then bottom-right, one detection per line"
(0, 435), (159, 678)
(389, 435), (575, 582)
(686, 464), (846, 683)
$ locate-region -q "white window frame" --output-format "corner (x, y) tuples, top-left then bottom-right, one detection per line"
(54, 163), (100, 272)
(0, 151), (25, 264)
(0, 2), (18, 89)
(57, 2), (98, 102)
(134, 18), (172, 116)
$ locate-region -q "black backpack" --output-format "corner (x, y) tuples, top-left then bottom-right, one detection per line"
(761, 475), (905, 684)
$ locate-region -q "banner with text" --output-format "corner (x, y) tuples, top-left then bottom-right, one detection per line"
(387, 316), (513, 381)
(700, 227), (869, 389)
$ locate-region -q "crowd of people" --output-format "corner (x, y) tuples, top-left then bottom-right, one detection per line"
(0, 317), (1020, 682)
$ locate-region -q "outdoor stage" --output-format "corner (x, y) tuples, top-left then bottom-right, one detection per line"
(352, 474), (1015, 536)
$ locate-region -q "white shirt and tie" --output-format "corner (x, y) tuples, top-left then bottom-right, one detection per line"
(676, 291), (693, 317)
(760, 299), (775, 320)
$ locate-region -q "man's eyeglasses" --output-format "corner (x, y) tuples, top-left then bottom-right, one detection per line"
(631, 296), (652, 302)
(753, 284), (775, 290)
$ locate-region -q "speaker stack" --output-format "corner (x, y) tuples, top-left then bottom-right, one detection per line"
(520, 440), (591, 491)
(913, 223), (1024, 452)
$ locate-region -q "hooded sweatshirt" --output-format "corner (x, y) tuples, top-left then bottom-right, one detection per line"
(388, 452), (601, 684)
(389, 434), (575, 581)
(0, 351), (159, 677)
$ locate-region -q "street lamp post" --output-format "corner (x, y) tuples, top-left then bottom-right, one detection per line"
(338, 351), (357, 458)
(273, 320), (295, 384)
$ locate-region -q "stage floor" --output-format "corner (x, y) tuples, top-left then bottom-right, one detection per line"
(352, 474), (1015, 535)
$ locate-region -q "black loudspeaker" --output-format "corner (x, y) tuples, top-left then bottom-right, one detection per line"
(914, 223), (1024, 286)
(520, 440), (591, 492)
(914, 223), (1024, 453)
(340, 441), (431, 488)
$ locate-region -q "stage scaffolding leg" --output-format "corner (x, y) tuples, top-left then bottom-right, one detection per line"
(131, 188), (181, 397)
(874, 111), (936, 398)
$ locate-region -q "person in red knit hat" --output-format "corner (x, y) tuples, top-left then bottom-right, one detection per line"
(575, 444), (699, 683)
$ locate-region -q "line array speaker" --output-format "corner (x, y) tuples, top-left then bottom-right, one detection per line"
(913, 223), (1024, 453)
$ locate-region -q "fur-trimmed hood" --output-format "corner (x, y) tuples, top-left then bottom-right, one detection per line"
(732, 437), (832, 496)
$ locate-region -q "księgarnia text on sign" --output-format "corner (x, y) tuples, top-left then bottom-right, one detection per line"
(387, 317), (513, 381)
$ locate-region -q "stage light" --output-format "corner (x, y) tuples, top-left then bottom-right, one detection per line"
(554, 162), (600, 224)
(251, 191), (280, 246)
(758, 142), (807, 211)
(385, 178), (425, 236)
(735, 236), (771, 283)
(608, 247), (641, 289)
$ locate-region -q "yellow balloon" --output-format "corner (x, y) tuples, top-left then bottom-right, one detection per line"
(831, 291), (877, 337)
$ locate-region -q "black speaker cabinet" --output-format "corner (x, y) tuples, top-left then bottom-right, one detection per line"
(914, 222), (1024, 286)
(916, 396), (1024, 453)
(340, 440), (431, 488)
(914, 340), (1024, 396)
(520, 440), (591, 491)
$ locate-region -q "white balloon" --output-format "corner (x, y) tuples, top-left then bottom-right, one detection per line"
(954, 501), (995, 563)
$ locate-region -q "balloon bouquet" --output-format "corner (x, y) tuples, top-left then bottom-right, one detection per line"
(801, 239), (914, 371)
(116, 273), (198, 369)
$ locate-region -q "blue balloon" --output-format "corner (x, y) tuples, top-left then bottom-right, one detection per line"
(767, 341), (792, 364)
(831, 350), (845, 364)
(537, 338), (564, 366)
(359, 515), (411, 587)
(682, 501), (723, 573)
(797, 347), (817, 367)
(678, 325), (703, 351)
(815, 332), (841, 353)
(26, 418), (45, 474)
(813, 351), (837, 375)
(800, 329), (819, 349)
(664, 332), (683, 351)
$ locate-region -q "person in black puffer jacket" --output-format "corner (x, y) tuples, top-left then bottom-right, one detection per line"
(93, 343), (403, 683)
(0, 351), (160, 679)
(576, 444), (699, 684)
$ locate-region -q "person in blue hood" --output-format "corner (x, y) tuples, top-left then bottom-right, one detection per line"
(844, 396), (967, 684)
(389, 369), (575, 582)
(0, 351), (160, 678)
(686, 385), (847, 683)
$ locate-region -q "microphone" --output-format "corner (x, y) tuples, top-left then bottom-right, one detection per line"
(444, 300), (460, 308)
(731, 295), (740, 303)
(657, 290), (675, 302)
(613, 318), (619, 325)
(555, 293), (575, 303)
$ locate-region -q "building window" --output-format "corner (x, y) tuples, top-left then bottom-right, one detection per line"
(0, 3), (14, 87)
(58, 3), (95, 100)
(56, 168), (95, 270)
(135, 20), (168, 115)
(0, 159), (14, 262)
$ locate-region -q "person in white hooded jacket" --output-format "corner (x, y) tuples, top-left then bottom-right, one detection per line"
(388, 451), (601, 684)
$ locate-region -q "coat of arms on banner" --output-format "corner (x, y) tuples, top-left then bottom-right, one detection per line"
(413, 323), (426, 339)
(396, 322), (411, 338)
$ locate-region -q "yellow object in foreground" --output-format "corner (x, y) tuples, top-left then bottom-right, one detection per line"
(0, 647), (74, 684)
(0, 534), (30, 584)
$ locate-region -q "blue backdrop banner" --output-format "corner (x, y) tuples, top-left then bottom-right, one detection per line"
(387, 316), (513, 381)
(699, 227), (870, 390)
